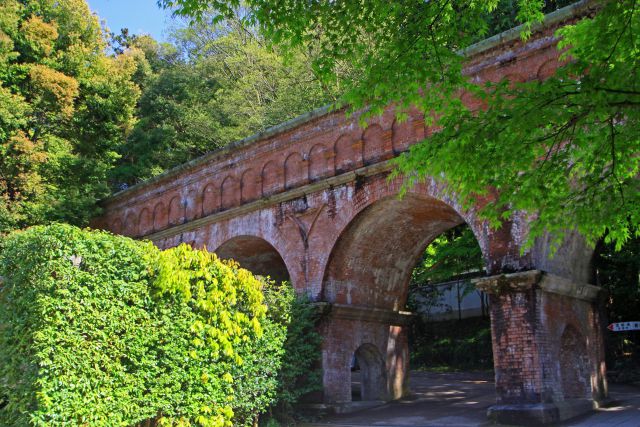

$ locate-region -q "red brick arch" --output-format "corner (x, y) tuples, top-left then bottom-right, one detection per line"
(308, 143), (333, 181)
(284, 152), (306, 189)
(138, 208), (152, 235)
(202, 182), (219, 216)
(93, 14), (608, 420)
(124, 212), (138, 236)
(362, 124), (389, 164)
(241, 168), (260, 203)
(334, 133), (361, 173)
(168, 196), (185, 226)
(214, 234), (292, 285)
(261, 160), (282, 196)
(152, 202), (167, 231)
(221, 175), (240, 210)
(321, 193), (478, 310)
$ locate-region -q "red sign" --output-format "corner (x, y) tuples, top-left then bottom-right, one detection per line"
(607, 321), (640, 332)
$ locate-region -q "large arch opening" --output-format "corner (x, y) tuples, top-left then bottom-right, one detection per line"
(407, 223), (493, 372)
(215, 235), (290, 283)
(321, 194), (494, 408)
(593, 236), (640, 386)
(322, 194), (471, 309)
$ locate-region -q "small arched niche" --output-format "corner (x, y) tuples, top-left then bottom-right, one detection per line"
(352, 343), (387, 401)
(560, 325), (591, 399)
(215, 235), (290, 284)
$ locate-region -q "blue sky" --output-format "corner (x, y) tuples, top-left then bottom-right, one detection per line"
(87, 0), (174, 42)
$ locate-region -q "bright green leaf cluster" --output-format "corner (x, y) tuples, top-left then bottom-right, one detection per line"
(394, 1), (640, 250)
(0, 224), (285, 426)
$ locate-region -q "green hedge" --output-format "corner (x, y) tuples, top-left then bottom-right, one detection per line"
(0, 224), (285, 427)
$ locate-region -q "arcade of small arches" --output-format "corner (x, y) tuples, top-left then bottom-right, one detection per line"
(95, 9), (607, 425)
(109, 118), (425, 238)
(106, 57), (562, 240)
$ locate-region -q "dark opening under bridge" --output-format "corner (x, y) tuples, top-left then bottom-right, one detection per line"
(94, 3), (608, 424)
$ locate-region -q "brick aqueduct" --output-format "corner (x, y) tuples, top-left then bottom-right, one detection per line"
(95, 4), (607, 425)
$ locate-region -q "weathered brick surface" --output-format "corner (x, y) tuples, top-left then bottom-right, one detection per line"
(93, 6), (605, 416)
(478, 270), (607, 423)
(490, 289), (543, 404)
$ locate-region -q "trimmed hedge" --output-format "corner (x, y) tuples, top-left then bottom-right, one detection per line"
(0, 224), (285, 426)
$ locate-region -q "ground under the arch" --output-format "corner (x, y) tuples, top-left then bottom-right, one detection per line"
(303, 371), (640, 427)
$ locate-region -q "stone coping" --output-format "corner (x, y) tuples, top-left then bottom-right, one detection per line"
(473, 269), (601, 302)
(103, 0), (596, 205)
(313, 302), (414, 326)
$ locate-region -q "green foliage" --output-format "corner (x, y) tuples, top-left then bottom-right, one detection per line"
(396, 0), (640, 251)
(0, 224), (159, 426)
(111, 17), (336, 186)
(160, 0), (640, 250)
(408, 225), (485, 319)
(261, 281), (322, 425)
(0, 225), (284, 427)
(0, 0), (140, 233)
(411, 225), (484, 286)
(215, 274), (290, 426)
(410, 318), (494, 372)
(229, 278), (322, 426)
(482, 0), (575, 38)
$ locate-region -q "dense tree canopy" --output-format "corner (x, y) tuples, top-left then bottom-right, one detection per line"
(160, 0), (639, 250)
(110, 17), (337, 186)
(0, 0), (139, 233)
(0, 0), (338, 230)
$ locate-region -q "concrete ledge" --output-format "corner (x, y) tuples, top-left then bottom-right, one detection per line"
(473, 270), (542, 294)
(488, 399), (596, 425)
(316, 303), (415, 326)
(538, 273), (601, 302)
(473, 270), (601, 302)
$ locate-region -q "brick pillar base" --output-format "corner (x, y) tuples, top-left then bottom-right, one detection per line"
(317, 304), (412, 413)
(475, 270), (608, 425)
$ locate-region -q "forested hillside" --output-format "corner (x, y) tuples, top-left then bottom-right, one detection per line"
(109, 16), (340, 187)
(0, 0), (139, 233)
(0, 0), (337, 234)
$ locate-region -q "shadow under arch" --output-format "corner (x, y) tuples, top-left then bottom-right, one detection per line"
(321, 193), (490, 311)
(353, 343), (387, 401)
(214, 235), (290, 283)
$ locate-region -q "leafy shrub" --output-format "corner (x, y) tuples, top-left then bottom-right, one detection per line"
(261, 281), (322, 426)
(222, 273), (288, 427)
(230, 277), (323, 427)
(0, 224), (281, 427)
(0, 224), (159, 426)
